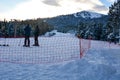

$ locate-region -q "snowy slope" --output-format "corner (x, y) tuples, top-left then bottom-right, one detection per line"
(0, 30), (79, 64)
(0, 31), (120, 80)
(74, 11), (104, 19)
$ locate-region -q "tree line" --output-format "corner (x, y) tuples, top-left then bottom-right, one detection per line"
(0, 18), (54, 37)
(77, 0), (120, 43)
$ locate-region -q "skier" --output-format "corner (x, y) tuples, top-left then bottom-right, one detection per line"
(23, 24), (31, 47)
(33, 25), (40, 46)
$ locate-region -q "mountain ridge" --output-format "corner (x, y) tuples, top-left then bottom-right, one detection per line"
(44, 10), (108, 32)
(73, 11), (105, 19)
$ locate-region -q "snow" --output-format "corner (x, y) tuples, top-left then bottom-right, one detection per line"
(44, 30), (75, 37)
(0, 31), (120, 80)
(74, 11), (104, 19)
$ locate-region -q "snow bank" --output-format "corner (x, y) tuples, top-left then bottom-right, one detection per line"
(44, 30), (75, 37)
(57, 59), (116, 80)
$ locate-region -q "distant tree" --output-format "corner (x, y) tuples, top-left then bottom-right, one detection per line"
(77, 22), (85, 38)
(94, 23), (102, 40)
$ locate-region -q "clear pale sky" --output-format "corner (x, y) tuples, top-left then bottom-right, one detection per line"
(0, 0), (116, 20)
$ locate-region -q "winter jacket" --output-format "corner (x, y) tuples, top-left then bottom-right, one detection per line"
(34, 26), (40, 36)
(24, 25), (31, 36)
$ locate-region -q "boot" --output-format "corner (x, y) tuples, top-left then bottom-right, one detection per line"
(23, 45), (27, 47)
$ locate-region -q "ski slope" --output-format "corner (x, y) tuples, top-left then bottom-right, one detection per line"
(0, 31), (120, 80)
(0, 31), (80, 64)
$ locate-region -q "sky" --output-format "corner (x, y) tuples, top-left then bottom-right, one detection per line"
(0, 0), (116, 21)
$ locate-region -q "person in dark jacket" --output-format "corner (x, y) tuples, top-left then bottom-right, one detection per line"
(33, 25), (40, 46)
(23, 24), (31, 47)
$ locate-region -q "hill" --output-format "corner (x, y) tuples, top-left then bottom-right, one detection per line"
(44, 11), (108, 32)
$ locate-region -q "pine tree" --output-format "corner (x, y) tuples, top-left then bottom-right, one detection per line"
(108, 0), (120, 43)
(77, 22), (85, 38)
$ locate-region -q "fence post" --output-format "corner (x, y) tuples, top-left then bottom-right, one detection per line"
(79, 37), (83, 58)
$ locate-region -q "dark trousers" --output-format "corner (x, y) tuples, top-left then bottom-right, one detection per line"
(24, 36), (30, 46)
(34, 36), (39, 46)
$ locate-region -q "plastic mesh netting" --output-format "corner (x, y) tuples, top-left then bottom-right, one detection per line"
(0, 36), (91, 64)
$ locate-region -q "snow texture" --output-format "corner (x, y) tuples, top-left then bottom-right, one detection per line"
(0, 31), (120, 80)
(74, 11), (104, 19)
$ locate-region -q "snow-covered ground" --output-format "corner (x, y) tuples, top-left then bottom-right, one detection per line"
(0, 31), (120, 80)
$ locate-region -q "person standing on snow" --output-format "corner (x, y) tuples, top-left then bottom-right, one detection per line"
(33, 25), (40, 46)
(23, 24), (31, 47)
